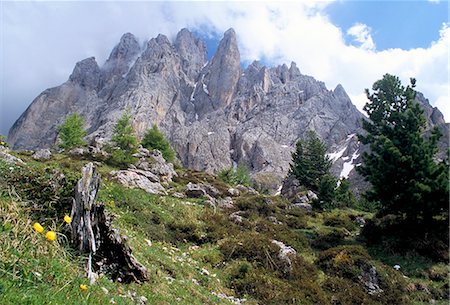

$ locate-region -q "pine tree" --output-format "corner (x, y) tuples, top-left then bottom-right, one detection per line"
(358, 74), (448, 226)
(57, 113), (86, 149)
(289, 130), (332, 191)
(141, 125), (175, 162)
(109, 111), (138, 167)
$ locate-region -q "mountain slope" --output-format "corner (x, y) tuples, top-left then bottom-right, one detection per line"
(8, 28), (447, 190)
(8, 28), (364, 187)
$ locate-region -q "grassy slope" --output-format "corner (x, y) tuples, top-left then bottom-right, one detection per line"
(0, 152), (448, 304)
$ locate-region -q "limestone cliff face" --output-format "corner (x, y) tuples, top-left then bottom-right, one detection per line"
(12, 28), (444, 189)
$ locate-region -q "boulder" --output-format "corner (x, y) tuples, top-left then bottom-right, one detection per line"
(185, 182), (207, 198)
(68, 147), (90, 157)
(217, 196), (234, 209)
(110, 170), (166, 195)
(135, 149), (177, 183)
(292, 202), (313, 213)
(185, 182), (221, 198)
(359, 266), (384, 295)
(32, 148), (52, 160)
(272, 240), (297, 273)
(0, 148), (25, 165)
(227, 188), (240, 197)
(229, 211), (244, 224)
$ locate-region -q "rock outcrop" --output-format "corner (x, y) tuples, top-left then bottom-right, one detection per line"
(8, 28), (447, 189)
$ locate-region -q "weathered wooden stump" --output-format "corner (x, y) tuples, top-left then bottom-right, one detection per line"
(70, 162), (148, 283)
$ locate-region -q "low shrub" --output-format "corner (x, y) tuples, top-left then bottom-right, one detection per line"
(318, 245), (408, 304)
(323, 213), (357, 231)
(0, 161), (78, 219)
(363, 215), (449, 262)
(226, 262), (328, 305)
(219, 232), (280, 270)
(218, 163), (253, 187)
(311, 228), (349, 250)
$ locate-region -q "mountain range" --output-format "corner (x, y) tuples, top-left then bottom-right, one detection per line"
(7, 28), (448, 190)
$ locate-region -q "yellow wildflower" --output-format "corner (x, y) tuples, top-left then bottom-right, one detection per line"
(64, 215), (72, 224)
(45, 231), (57, 241)
(33, 222), (44, 233)
(80, 284), (88, 291)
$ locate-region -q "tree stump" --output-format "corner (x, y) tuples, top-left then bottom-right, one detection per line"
(70, 162), (148, 283)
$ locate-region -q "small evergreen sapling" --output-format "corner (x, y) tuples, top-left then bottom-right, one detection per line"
(108, 111), (138, 167)
(141, 124), (175, 162)
(57, 113), (87, 149)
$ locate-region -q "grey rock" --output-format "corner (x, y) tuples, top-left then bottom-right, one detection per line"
(359, 266), (383, 295)
(227, 188), (240, 197)
(229, 211), (244, 224)
(32, 149), (52, 160)
(185, 182), (221, 199)
(68, 147), (89, 157)
(217, 196), (234, 209)
(171, 192), (185, 199)
(0, 149), (25, 165)
(355, 216), (366, 226)
(306, 190), (318, 201)
(268, 216), (282, 225)
(203, 195), (216, 209)
(185, 182), (207, 198)
(9, 28), (447, 194)
(292, 202), (313, 213)
(110, 170), (166, 195)
(135, 149), (177, 183)
(271, 240), (297, 273)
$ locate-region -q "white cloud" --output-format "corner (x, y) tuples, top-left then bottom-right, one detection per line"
(1, 1), (448, 136)
(347, 23), (376, 51)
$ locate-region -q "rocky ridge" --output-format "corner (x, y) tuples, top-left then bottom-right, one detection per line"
(7, 28), (448, 189)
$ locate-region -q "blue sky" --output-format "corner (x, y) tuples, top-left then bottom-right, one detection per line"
(1, 1), (449, 136)
(326, 0), (448, 50)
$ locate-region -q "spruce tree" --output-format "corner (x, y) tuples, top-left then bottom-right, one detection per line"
(358, 74), (448, 226)
(57, 113), (86, 149)
(289, 130), (332, 191)
(142, 124), (175, 162)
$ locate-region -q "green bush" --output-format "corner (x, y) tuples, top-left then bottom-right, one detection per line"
(323, 213), (357, 231)
(323, 276), (373, 305)
(0, 160), (78, 219)
(107, 112), (138, 168)
(363, 215), (449, 262)
(317, 245), (372, 280)
(218, 163), (252, 187)
(226, 262), (328, 305)
(311, 228), (349, 250)
(57, 113), (87, 150)
(141, 124), (175, 162)
(219, 232), (281, 269)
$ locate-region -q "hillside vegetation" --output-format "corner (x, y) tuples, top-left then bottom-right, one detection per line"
(0, 149), (448, 305)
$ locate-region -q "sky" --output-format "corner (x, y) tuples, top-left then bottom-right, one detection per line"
(1, 0), (449, 136)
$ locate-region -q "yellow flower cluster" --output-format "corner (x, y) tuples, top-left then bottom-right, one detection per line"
(79, 284), (88, 291)
(32, 215), (72, 242)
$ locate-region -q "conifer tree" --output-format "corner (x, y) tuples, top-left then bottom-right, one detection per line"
(109, 111), (138, 167)
(57, 113), (86, 149)
(358, 74), (448, 226)
(141, 124), (175, 162)
(289, 130), (332, 192)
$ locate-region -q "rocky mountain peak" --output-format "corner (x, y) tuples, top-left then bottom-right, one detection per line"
(202, 28), (241, 110)
(174, 28), (207, 80)
(69, 57), (101, 90)
(101, 33), (141, 88)
(107, 33), (140, 62)
(14, 28), (447, 192)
